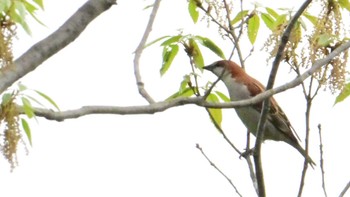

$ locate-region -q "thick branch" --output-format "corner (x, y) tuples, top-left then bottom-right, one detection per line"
(0, 0), (116, 94)
(29, 40), (350, 121)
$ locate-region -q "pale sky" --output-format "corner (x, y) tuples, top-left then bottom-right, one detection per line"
(1, 1), (350, 197)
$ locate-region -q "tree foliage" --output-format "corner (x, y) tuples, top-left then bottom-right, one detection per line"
(1, 0), (350, 196)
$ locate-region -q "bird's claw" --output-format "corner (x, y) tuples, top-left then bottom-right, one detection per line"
(239, 148), (255, 159)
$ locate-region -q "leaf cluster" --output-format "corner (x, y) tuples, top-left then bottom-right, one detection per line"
(0, 0), (44, 35)
(0, 83), (59, 170)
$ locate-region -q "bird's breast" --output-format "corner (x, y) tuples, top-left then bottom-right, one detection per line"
(221, 77), (252, 101)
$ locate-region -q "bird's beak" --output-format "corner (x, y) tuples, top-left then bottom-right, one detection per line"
(203, 64), (215, 71)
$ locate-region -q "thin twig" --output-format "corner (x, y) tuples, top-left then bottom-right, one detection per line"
(339, 180), (350, 197)
(205, 108), (241, 155)
(297, 95), (312, 197)
(196, 144), (243, 197)
(133, 0), (162, 104)
(222, 0), (245, 67)
(318, 124), (328, 197)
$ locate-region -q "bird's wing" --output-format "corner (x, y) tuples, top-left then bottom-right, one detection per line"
(269, 98), (301, 142)
(247, 78), (301, 142)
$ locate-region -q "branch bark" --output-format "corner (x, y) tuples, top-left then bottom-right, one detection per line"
(0, 0), (116, 94)
(133, 0), (161, 104)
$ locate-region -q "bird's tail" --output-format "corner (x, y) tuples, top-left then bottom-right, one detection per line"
(294, 143), (316, 168)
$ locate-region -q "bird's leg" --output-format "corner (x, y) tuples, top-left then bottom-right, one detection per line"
(239, 147), (255, 159)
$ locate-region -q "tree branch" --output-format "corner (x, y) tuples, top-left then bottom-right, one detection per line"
(28, 40), (350, 121)
(133, 0), (161, 104)
(253, 1), (313, 196)
(196, 144), (243, 197)
(1, 0), (117, 94)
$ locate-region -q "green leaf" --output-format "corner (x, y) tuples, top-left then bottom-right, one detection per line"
(0, 0), (11, 13)
(160, 44), (179, 76)
(21, 118), (32, 146)
(339, 0), (350, 11)
(1, 93), (13, 105)
(272, 14), (287, 30)
(265, 7), (279, 19)
(18, 83), (28, 91)
(23, 1), (38, 13)
(247, 14), (260, 44)
(261, 13), (275, 30)
(207, 93), (222, 127)
(179, 75), (191, 94)
(25, 95), (45, 108)
(34, 90), (60, 111)
(10, 2), (32, 35)
(317, 33), (334, 47)
(33, 0), (44, 9)
(302, 12), (318, 26)
(166, 87), (195, 100)
(23, 1), (45, 26)
(189, 38), (204, 69)
(13, 1), (27, 21)
(161, 35), (182, 46)
(188, 0), (199, 23)
(144, 36), (170, 49)
(21, 97), (35, 118)
(195, 36), (226, 59)
(335, 83), (350, 104)
(215, 91), (230, 102)
(230, 10), (249, 25)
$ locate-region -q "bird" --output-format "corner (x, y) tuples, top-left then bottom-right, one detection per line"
(204, 60), (315, 167)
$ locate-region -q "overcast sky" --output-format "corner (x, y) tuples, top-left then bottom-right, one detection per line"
(1, 1), (350, 197)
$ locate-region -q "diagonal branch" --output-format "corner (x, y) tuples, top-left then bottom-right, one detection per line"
(2, 0), (117, 94)
(133, 0), (162, 104)
(253, 1), (313, 196)
(28, 39), (350, 121)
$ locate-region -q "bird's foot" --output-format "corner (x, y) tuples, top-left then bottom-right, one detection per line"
(239, 148), (255, 159)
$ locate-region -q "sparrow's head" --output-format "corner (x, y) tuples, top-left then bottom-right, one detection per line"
(203, 60), (245, 79)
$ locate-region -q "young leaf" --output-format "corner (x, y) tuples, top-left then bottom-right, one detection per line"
(339, 0), (350, 11)
(21, 118), (32, 146)
(265, 7), (279, 19)
(188, 0), (199, 23)
(144, 36), (170, 49)
(1, 93), (13, 105)
(21, 97), (35, 118)
(25, 95), (45, 108)
(189, 38), (204, 69)
(33, 0), (44, 9)
(207, 93), (222, 127)
(215, 91), (230, 102)
(161, 35), (182, 46)
(261, 13), (275, 30)
(230, 10), (249, 25)
(179, 75), (191, 94)
(247, 14), (260, 44)
(18, 83), (28, 91)
(272, 14), (287, 31)
(335, 83), (350, 104)
(160, 44), (179, 76)
(34, 90), (60, 111)
(0, 0), (11, 13)
(166, 87), (195, 100)
(317, 34), (334, 47)
(302, 12), (318, 26)
(195, 36), (226, 59)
